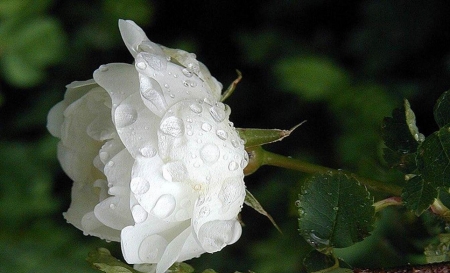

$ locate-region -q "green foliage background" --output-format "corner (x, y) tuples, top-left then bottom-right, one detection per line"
(2, 0), (450, 272)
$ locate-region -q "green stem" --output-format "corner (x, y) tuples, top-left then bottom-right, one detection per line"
(261, 149), (402, 196)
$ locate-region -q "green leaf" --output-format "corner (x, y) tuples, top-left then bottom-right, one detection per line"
(381, 102), (419, 153)
(401, 175), (437, 215)
(382, 148), (417, 174)
(275, 56), (350, 101)
(244, 189), (282, 233)
(297, 172), (374, 250)
(434, 90), (450, 128)
(303, 250), (337, 273)
(87, 248), (138, 273)
(416, 125), (450, 188)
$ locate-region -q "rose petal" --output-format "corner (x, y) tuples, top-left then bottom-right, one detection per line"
(135, 52), (218, 109)
(196, 219), (242, 253)
(94, 196), (133, 230)
(156, 225), (192, 273)
(131, 155), (195, 222)
(118, 19), (165, 58)
(121, 217), (188, 264)
(80, 211), (121, 242)
(93, 63), (139, 107)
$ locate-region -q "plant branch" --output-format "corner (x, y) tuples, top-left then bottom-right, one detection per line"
(254, 147), (402, 196)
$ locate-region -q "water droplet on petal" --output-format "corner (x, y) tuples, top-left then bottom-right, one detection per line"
(109, 203), (116, 209)
(152, 194), (176, 218)
(139, 146), (157, 158)
(203, 97), (213, 105)
(107, 161), (115, 167)
(216, 129), (228, 140)
(200, 144), (220, 163)
(138, 235), (168, 262)
(132, 205), (148, 223)
(114, 104), (138, 128)
(209, 105), (226, 122)
(160, 116), (185, 137)
(201, 122), (212, 132)
(99, 151), (109, 162)
(182, 68), (193, 77)
(190, 103), (202, 113)
(130, 177), (150, 195)
(136, 62), (146, 70)
(141, 52), (167, 71)
(228, 161), (239, 171)
(198, 206), (210, 218)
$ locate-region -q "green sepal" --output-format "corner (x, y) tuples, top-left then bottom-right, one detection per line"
(244, 189), (282, 233)
(238, 122), (304, 148)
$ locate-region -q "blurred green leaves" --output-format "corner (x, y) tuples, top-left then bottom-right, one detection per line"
(0, 0), (66, 87)
(275, 56), (350, 101)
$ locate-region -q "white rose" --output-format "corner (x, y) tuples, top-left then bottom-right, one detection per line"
(47, 19), (248, 273)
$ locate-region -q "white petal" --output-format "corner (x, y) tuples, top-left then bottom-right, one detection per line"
(121, 217), (187, 264)
(196, 220), (242, 253)
(94, 196), (133, 230)
(104, 148), (134, 190)
(93, 63), (139, 107)
(176, 232), (205, 262)
(131, 155), (195, 222)
(156, 226), (192, 273)
(118, 19), (166, 58)
(64, 79), (98, 103)
(47, 101), (66, 138)
(136, 53), (217, 109)
(79, 211), (121, 242)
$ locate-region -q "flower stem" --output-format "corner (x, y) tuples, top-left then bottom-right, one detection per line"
(259, 148), (402, 196)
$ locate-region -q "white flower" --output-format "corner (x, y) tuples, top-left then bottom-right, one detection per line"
(47, 19), (248, 273)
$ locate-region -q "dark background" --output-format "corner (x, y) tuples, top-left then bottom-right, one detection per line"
(1, 0), (450, 272)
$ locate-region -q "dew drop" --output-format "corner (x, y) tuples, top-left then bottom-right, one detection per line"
(187, 131), (193, 136)
(201, 122), (212, 132)
(200, 144), (220, 163)
(99, 151), (109, 162)
(139, 146), (157, 158)
(107, 161), (115, 167)
(142, 53), (166, 71)
(333, 206), (339, 211)
(130, 177), (150, 195)
(152, 194), (176, 218)
(183, 80), (189, 87)
(164, 83), (169, 89)
(182, 68), (193, 77)
(160, 116), (185, 137)
(203, 97), (213, 105)
(209, 105), (226, 122)
(114, 104), (138, 128)
(132, 205), (148, 223)
(198, 206), (210, 218)
(197, 195), (206, 206)
(228, 161), (239, 171)
(216, 129), (228, 140)
(190, 103), (203, 113)
(136, 62), (146, 70)
(138, 235), (167, 262)
(231, 139), (239, 148)
(109, 203), (116, 209)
